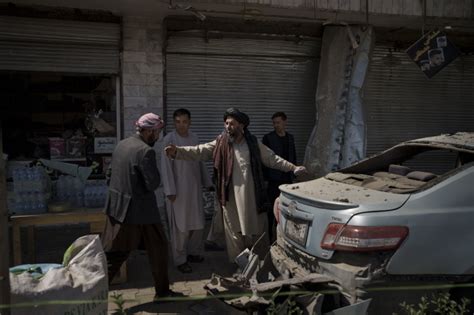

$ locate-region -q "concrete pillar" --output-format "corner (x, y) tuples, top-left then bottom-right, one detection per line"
(122, 16), (165, 137)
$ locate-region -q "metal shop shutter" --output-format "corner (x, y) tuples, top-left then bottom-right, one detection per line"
(364, 45), (474, 173)
(165, 31), (321, 164)
(0, 16), (120, 74)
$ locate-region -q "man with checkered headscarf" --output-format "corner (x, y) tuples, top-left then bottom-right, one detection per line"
(165, 108), (307, 262)
(102, 113), (177, 301)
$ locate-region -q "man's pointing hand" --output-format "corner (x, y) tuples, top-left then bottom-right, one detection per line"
(164, 144), (177, 159)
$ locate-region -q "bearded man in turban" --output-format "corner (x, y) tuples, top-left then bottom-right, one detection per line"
(102, 113), (176, 301)
(165, 108), (306, 262)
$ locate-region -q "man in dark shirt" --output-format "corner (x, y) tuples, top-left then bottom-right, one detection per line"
(262, 112), (297, 242)
(101, 113), (174, 301)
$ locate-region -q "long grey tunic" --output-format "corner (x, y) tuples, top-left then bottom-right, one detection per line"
(161, 131), (212, 232)
(175, 139), (296, 236)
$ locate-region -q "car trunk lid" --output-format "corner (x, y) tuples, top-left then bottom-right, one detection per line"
(277, 177), (410, 260)
(279, 177), (410, 209)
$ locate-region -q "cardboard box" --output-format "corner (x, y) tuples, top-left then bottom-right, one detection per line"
(49, 138), (65, 159)
(94, 137), (117, 154)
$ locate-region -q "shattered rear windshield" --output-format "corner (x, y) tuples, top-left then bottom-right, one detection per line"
(326, 146), (474, 194)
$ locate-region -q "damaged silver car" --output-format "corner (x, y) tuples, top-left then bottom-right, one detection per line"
(270, 132), (474, 313)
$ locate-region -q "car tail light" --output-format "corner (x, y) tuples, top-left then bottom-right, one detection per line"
(273, 197), (281, 225)
(321, 223), (408, 252)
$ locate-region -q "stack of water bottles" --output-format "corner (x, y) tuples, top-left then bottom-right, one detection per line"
(84, 180), (108, 208)
(55, 176), (108, 209)
(55, 175), (85, 208)
(12, 166), (50, 215)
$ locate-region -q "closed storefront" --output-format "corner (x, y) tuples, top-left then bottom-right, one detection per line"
(164, 30), (321, 164)
(0, 15), (120, 74)
(365, 44), (474, 173)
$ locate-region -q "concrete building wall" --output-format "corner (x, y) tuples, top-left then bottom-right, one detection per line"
(122, 16), (165, 137)
(190, 0), (474, 18)
(12, 0), (474, 24)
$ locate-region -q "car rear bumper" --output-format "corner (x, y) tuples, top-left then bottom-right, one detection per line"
(270, 231), (470, 314)
(271, 231), (380, 304)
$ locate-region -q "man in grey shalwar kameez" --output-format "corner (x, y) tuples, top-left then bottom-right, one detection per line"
(165, 108), (306, 262)
(161, 108), (212, 273)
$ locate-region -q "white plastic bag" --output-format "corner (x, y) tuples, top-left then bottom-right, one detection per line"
(10, 234), (108, 315)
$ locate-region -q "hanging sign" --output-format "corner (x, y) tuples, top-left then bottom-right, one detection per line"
(406, 30), (460, 78)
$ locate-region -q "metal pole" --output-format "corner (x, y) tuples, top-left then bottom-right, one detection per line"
(365, 0), (369, 25)
(422, 0), (427, 35)
(0, 121), (11, 315)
